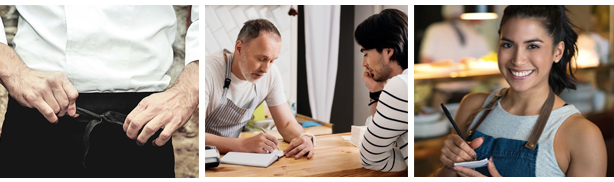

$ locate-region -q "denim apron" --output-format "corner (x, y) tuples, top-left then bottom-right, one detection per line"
(464, 88), (555, 177)
(205, 52), (261, 138)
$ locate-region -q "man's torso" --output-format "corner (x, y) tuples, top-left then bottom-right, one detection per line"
(14, 5), (177, 93)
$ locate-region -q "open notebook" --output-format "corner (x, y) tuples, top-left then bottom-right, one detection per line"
(220, 150), (284, 168)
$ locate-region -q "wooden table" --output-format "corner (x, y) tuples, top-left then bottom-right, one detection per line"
(414, 135), (449, 177)
(205, 133), (408, 177)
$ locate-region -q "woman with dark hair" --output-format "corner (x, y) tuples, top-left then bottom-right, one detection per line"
(434, 5), (606, 177)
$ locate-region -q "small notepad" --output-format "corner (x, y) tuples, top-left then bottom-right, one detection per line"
(220, 150), (284, 167)
(454, 158), (489, 168)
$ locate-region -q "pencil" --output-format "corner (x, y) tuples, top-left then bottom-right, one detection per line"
(260, 127), (280, 151)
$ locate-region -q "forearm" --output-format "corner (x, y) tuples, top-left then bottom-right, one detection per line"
(0, 43), (28, 88)
(168, 61), (199, 108)
(277, 117), (305, 143)
(204, 132), (242, 154)
(269, 103), (306, 142)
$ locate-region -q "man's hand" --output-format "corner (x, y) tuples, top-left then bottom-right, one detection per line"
(362, 68), (387, 93)
(283, 135), (314, 159)
(4, 68), (78, 123)
(123, 88), (197, 146)
(124, 61), (198, 146)
(239, 133), (279, 153)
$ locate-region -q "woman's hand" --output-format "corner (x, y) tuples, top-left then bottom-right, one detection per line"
(440, 135), (484, 170)
(455, 157), (502, 177)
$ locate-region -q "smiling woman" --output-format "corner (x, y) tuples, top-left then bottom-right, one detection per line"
(434, 5), (607, 177)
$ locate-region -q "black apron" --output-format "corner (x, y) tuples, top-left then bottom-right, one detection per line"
(0, 92), (175, 177)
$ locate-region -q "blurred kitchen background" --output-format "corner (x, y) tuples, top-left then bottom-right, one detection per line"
(0, 5), (199, 178)
(414, 5), (614, 177)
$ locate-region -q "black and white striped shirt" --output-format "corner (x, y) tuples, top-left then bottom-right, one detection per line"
(359, 69), (408, 172)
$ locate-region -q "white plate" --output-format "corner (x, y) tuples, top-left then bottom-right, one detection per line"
(414, 118), (450, 138)
(414, 106), (442, 123)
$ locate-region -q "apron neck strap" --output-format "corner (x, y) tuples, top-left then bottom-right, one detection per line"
(524, 89), (555, 150)
(223, 53), (234, 89)
(221, 52), (234, 99)
(465, 88), (508, 140)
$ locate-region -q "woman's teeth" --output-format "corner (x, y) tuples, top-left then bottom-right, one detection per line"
(511, 70), (534, 77)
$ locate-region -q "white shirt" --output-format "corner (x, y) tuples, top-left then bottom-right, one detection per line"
(3, 5), (199, 93)
(205, 49), (287, 116)
(420, 20), (490, 62)
(360, 69), (408, 172)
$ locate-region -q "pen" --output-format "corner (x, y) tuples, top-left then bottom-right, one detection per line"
(441, 103), (476, 161)
(260, 127), (280, 152)
(440, 103), (465, 140)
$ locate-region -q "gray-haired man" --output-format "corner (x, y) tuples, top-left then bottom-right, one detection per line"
(204, 19), (314, 159)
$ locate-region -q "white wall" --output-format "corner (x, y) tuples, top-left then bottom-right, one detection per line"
(204, 5), (298, 105)
(353, 5), (409, 126)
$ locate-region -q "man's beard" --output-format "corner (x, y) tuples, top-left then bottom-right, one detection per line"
(372, 56), (391, 82)
(239, 56), (264, 83)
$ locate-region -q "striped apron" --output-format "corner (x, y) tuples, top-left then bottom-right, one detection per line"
(205, 52), (261, 138)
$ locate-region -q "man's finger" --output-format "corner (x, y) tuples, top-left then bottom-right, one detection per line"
(153, 119), (179, 147)
(68, 102), (78, 118)
(126, 108), (155, 139)
(261, 136), (277, 150)
(42, 90), (61, 115)
(124, 100), (148, 132)
(307, 149), (314, 159)
(51, 82), (69, 117)
(136, 114), (167, 146)
(62, 77), (79, 117)
(32, 99), (58, 123)
(260, 148), (269, 154)
(295, 148), (309, 159)
(286, 144), (305, 158)
(283, 139), (298, 154)
(261, 143), (275, 154)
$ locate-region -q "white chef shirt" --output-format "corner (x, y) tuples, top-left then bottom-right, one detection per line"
(3, 5), (199, 93)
